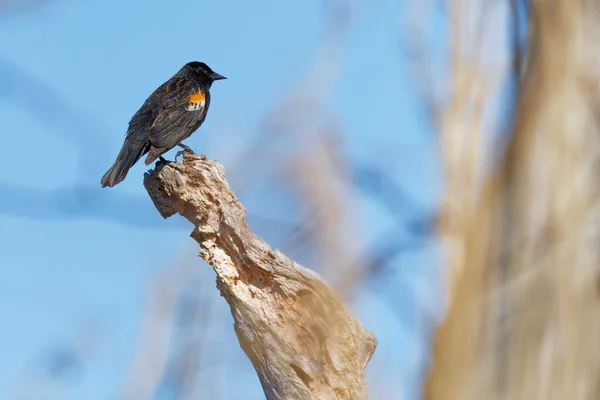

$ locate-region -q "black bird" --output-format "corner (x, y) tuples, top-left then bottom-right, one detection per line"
(100, 61), (226, 188)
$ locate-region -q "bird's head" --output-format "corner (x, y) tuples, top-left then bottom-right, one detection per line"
(183, 61), (226, 85)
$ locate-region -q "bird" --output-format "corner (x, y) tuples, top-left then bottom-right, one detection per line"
(100, 61), (226, 188)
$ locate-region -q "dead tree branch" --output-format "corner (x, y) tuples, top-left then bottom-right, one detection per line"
(143, 154), (377, 400)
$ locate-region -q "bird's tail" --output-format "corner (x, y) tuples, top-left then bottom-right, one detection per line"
(101, 136), (149, 188)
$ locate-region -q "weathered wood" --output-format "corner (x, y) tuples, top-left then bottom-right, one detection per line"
(143, 154), (377, 400)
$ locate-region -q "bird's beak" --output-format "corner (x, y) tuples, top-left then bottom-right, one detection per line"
(210, 72), (227, 80)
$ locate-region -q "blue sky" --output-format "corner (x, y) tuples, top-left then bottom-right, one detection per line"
(0, 0), (443, 398)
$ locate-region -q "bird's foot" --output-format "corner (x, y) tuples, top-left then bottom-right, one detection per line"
(156, 156), (171, 166)
(178, 143), (195, 153)
(175, 143), (196, 161)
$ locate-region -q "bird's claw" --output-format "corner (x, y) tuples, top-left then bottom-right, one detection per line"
(175, 143), (195, 161)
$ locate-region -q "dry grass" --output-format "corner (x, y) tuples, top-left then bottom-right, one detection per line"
(425, 0), (600, 399)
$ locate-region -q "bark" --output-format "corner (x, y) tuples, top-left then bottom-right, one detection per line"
(143, 153), (377, 400)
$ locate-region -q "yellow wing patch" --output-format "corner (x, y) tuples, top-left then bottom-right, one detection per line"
(185, 89), (206, 111)
(189, 90), (205, 103)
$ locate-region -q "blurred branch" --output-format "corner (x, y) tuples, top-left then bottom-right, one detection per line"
(0, 58), (183, 229)
(400, 0), (440, 123)
(143, 154), (377, 400)
(426, 0), (600, 399)
(226, 0), (354, 190)
(286, 129), (366, 295)
(119, 261), (203, 400)
(351, 159), (437, 236)
(0, 182), (191, 229)
(167, 289), (217, 399)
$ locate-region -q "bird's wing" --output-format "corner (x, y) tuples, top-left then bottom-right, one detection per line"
(148, 78), (207, 150)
